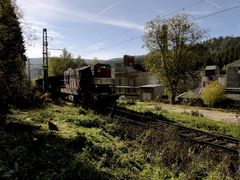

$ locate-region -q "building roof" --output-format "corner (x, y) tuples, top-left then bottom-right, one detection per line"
(66, 65), (90, 72)
(225, 93), (240, 102)
(227, 59), (240, 68)
(115, 86), (140, 89)
(177, 90), (201, 99)
(140, 84), (162, 88)
(205, 65), (217, 70)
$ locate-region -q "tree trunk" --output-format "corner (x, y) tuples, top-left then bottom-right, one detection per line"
(0, 100), (9, 126)
(170, 95), (175, 104)
(170, 89), (176, 104)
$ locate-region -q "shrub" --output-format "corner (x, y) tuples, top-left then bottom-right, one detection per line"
(201, 81), (225, 107)
(77, 118), (101, 128)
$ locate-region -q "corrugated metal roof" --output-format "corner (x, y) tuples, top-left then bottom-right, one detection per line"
(140, 84), (162, 88)
(78, 65), (91, 71)
(66, 65), (90, 72)
(115, 86), (139, 89)
(178, 90), (201, 99)
(227, 59), (240, 68)
(226, 93), (240, 101)
(205, 65), (217, 70)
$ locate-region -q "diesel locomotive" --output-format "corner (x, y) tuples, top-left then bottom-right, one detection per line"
(61, 63), (116, 107)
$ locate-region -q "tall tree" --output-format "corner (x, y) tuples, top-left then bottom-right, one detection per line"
(0, 0), (26, 110)
(49, 48), (86, 76)
(143, 15), (206, 104)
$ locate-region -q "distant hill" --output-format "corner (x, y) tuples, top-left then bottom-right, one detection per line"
(28, 58), (43, 80)
(28, 55), (146, 80)
(201, 36), (240, 68)
(30, 57), (42, 64)
(106, 58), (123, 65)
(106, 55), (146, 65)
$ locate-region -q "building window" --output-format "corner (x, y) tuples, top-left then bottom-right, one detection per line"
(128, 77), (136, 86)
(118, 79), (121, 86)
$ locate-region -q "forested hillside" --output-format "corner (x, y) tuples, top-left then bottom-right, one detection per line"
(202, 36), (240, 68)
(109, 36), (240, 71)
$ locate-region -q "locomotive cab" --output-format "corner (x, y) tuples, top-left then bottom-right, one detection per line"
(61, 63), (116, 106)
(92, 64), (115, 96)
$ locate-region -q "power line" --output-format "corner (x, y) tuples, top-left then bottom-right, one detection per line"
(80, 0), (206, 52)
(21, 1), (240, 58)
(81, 0), (207, 56)
(21, 0), (206, 57)
(48, 48), (64, 51)
(78, 30), (130, 49)
(84, 35), (141, 56)
(84, 3), (240, 57)
(193, 4), (240, 21)
(161, 0), (205, 18)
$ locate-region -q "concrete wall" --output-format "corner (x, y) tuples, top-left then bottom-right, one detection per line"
(140, 86), (164, 101)
(227, 67), (240, 88)
(201, 74), (227, 87)
(114, 60), (161, 99)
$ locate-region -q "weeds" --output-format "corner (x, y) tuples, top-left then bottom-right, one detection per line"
(182, 110), (204, 117)
(126, 102), (239, 137)
(0, 103), (239, 179)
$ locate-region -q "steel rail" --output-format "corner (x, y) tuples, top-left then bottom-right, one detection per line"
(110, 107), (239, 154)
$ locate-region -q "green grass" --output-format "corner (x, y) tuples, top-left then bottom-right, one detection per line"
(0, 104), (166, 179)
(0, 103), (238, 179)
(126, 102), (240, 137)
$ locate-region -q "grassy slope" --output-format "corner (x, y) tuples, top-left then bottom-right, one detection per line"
(0, 104), (170, 179)
(125, 102), (240, 137)
(0, 103), (238, 179)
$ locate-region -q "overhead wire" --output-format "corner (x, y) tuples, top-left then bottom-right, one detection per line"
(21, 0), (207, 57)
(193, 4), (240, 21)
(160, 0), (205, 18)
(83, 35), (141, 56)
(80, 0), (205, 51)
(78, 30), (131, 49)
(81, 0), (207, 56)
(83, 2), (240, 57)
(21, 1), (240, 58)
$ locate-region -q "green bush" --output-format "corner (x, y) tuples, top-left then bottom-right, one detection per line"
(77, 118), (101, 128)
(201, 81), (225, 107)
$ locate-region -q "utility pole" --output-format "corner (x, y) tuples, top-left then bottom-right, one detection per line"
(237, 113), (240, 173)
(43, 28), (48, 91)
(27, 58), (31, 86)
(235, 112), (240, 173)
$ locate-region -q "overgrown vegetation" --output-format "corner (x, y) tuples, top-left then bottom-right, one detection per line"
(201, 81), (225, 107)
(202, 36), (240, 68)
(49, 48), (86, 76)
(126, 102), (239, 137)
(0, 103), (239, 179)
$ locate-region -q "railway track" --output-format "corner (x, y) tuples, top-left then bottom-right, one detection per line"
(108, 107), (240, 154)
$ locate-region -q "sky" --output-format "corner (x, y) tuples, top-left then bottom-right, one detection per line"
(17, 0), (240, 60)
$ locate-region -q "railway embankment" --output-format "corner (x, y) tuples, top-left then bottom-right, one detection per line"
(124, 102), (240, 138)
(0, 103), (239, 179)
(148, 103), (239, 124)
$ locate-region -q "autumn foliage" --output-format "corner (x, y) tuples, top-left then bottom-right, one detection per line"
(201, 81), (225, 107)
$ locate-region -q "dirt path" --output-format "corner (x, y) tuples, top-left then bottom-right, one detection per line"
(148, 103), (239, 124)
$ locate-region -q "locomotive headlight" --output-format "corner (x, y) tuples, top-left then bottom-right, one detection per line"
(95, 85), (98, 88)
(109, 85), (112, 88)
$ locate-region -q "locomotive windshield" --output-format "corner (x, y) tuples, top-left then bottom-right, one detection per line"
(94, 64), (111, 78)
